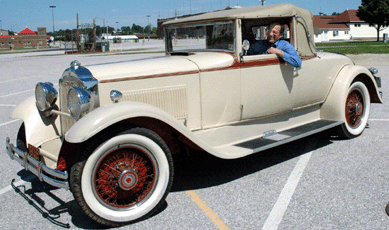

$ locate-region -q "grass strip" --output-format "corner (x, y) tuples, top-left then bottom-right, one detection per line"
(316, 41), (389, 54)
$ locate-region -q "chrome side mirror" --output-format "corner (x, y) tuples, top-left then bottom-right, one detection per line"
(242, 40), (250, 51)
(240, 40), (250, 61)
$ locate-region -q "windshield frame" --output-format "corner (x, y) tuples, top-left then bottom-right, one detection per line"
(164, 20), (236, 54)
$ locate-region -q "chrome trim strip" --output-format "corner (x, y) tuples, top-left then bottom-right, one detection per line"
(5, 138), (69, 190)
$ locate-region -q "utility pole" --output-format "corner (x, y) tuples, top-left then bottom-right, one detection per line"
(11, 24), (17, 34)
(77, 13), (80, 51)
(93, 18), (96, 52)
(50, 6), (56, 44)
(147, 15), (150, 33)
(147, 15), (150, 40)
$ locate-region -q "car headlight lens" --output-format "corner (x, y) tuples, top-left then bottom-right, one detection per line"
(67, 87), (91, 120)
(35, 82), (58, 111)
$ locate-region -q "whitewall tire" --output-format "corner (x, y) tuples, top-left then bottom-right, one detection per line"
(70, 127), (173, 226)
(338, 81), (371, 138)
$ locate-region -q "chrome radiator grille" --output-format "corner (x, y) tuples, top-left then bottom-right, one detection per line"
(59, 79), (81, 135)
(59, 62), (98, 135)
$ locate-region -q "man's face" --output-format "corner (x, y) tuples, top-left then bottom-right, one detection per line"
(266, 24), (283, 44)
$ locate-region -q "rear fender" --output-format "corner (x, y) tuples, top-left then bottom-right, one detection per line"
(320, 65), (382, 121)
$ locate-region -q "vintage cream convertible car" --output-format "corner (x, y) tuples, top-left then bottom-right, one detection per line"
(5, 3), (382, 226)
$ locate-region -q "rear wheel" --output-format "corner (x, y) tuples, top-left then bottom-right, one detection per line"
(70, 127), (173, 226)
(338, 81), (370, 139)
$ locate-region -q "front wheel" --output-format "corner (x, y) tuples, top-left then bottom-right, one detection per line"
(338, 81), (371, 139)
(70, 127), (174, 226)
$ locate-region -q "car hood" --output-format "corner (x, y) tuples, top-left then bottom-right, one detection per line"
(86, 52), (236, 82)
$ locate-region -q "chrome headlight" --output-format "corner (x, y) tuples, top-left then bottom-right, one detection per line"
(35, 82), (58, 111)
(67, 87), (92, 120)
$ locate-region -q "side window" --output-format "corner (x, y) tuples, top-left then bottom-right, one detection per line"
(251, 26), (267, 40)
(250, 25), (290, 41)
(241, 18), (294, 57)
(242, 19), (292, 45)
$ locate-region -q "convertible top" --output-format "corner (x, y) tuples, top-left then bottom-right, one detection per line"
(163, 3), (312, 25)
(163, 3), (316, 57)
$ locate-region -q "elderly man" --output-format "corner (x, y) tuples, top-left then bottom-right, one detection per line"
(247, 22), (302, 68)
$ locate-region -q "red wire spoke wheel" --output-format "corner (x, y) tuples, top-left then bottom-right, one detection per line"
(70, 128), (173, 227)
(93, 145), (157, 209)
(345, 88), (364, 128)
(338, 81), (370, 138)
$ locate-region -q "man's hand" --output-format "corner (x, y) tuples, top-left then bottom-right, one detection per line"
(267, 47), (284, 58)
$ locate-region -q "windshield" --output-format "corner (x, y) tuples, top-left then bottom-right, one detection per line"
(165, 20), (235, 53)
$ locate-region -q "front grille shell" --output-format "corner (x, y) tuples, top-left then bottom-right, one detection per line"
(59, 64), (98, 135)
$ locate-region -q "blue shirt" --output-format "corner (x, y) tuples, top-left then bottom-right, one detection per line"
(247, 40), (302, 68)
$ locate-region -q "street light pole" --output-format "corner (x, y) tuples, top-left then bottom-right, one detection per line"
(50, 6), (56, 44)
(11, 24), (17, 35)
(146, 15), (150, 35)
(0, 20), (2, 35)
(260, 0), (266, 6)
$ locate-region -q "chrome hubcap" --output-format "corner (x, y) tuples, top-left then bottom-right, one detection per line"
(355, 102), (363, 116)
(119, 170), (138, 190)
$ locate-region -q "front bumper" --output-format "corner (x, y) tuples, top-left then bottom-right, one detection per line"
(5, 137), (69, 190)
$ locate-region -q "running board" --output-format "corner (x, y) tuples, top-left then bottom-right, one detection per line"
(232, 120), (343, 154)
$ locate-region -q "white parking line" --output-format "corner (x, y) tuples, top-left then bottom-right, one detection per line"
(0, 84), (58, 99)
(0, 104), (17, 107)
(0, 89), (34, 98)
(0, 76), (33, 84)
(262, 138), (318, 230)
(0, 175), (35, 196)
(0, 120), (20, 127)
(369, 119), (389, 121)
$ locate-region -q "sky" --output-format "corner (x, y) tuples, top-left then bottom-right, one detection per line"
(0, 0), (363, 33)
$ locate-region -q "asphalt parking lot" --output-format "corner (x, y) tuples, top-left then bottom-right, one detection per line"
(0, 46), (388, 229)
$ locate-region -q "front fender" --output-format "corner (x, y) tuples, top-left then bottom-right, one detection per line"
(65, 101), (251, 159)
(320, 64), (383, 121)
(10, 95), (61, 146)
(65, 101), (217, 150)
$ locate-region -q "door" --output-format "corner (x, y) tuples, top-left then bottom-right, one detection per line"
(240, 54), (299, 120)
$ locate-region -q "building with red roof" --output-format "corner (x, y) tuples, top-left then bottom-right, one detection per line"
(328, 10), (362, 24)
(314, 9), (389, 42)
(18, 27), (37, 35)
(314, 15), (350, 42)
(0, 27), (47, 50)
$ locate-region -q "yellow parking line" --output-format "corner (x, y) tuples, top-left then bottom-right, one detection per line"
(181, 181), (230, 230)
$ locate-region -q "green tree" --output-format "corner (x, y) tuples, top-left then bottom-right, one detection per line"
(144, 25), (151, 34)
(131, 23), (144, 33)
(95, 25), (102, 37)
(358, 0), (389, 41)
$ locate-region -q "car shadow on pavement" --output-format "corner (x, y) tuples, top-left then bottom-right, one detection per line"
(171, 132), (335, 192)
(9, 132), (337, 229)
(11, 173), (111, 229)
(12, 170), (169, 229)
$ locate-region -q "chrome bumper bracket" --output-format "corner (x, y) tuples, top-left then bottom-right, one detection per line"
(5, 138), (69, 190)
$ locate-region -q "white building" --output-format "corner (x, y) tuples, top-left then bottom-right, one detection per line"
(314, 10), (389, 42)
(101, 34), (138, 41)
(314, 15), (350, 42)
